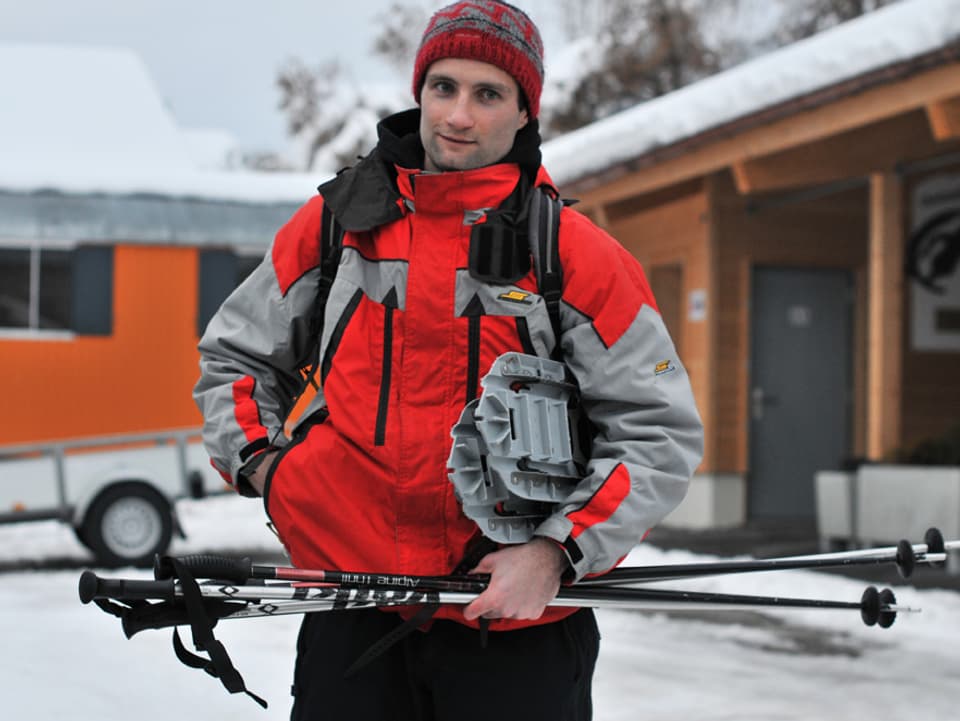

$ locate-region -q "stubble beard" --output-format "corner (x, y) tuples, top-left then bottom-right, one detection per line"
(424, 136), (483, 173)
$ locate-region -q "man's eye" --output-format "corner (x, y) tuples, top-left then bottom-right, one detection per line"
(432, 80), (454, 94)
(479, 89), (501, 102)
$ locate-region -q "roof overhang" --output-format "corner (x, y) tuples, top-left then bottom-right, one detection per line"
(562, 44), (960, 211)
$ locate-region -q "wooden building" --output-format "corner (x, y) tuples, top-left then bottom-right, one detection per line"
(545, 0), (960, 528)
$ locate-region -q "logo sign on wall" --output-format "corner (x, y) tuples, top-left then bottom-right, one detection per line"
(908, 174), (960, 351)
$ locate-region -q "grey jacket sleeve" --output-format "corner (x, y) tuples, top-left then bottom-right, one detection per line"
(193, 200), (324, 486)
(534, 212), (704, 580)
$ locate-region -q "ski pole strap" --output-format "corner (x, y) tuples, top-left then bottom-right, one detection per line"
(343, 536), (497, 677)
(166, 557), (267, 709)
(342, 601), (440, 678)
(92, 595), (148, 623)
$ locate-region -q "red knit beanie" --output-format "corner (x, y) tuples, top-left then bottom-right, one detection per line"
(412, 1), (545, 119)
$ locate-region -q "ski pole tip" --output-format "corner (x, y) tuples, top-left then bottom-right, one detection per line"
(860, 586), (900, 628)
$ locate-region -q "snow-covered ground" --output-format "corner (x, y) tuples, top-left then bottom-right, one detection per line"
(1, 495), (958, 720)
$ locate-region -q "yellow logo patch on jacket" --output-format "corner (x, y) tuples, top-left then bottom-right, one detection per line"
(655, 360), (676, 376)
(499, 290), (533, 304)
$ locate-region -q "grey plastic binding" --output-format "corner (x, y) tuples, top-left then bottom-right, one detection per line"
(447, 352), (585, 543)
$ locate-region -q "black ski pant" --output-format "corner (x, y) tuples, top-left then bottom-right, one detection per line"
(290, 607), (600, 721)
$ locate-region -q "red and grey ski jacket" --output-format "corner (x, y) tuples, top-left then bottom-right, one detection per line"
(194, 111), (703, 630)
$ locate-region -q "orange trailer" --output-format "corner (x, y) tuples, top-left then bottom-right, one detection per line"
(0, 188), (312, 564)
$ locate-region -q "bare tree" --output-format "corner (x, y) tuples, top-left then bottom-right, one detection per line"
(277, 57), (349, 169)
(545, 0), (720, 135)
(273, 3), (434, 170)
(779, 0), (901, 43)
(372, 1), (433, 71)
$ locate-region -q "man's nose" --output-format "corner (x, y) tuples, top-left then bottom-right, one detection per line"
(446, 93), (475, 129)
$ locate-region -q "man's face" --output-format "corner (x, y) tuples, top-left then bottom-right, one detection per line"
(419, 57), (529, 173)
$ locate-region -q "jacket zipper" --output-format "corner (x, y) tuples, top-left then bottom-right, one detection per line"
(321, 288), (364, 384)
(374, 303), (394, 446)
(466, 315), (481, 404)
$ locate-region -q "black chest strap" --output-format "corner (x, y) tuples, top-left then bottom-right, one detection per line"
(526, 188), (565, 360)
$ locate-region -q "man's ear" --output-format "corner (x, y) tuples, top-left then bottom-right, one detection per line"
(518, 109), (529, 129)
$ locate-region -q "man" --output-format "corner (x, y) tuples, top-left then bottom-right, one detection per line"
(194, 2), (703, 719)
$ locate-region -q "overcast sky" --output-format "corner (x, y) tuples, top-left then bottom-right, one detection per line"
(0, 0), (560, 156)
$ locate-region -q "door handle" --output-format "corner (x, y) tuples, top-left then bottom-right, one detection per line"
(751, 387), (778, 420)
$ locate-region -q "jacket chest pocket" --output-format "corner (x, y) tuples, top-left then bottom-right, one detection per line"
(321, 281), (402, 447)
(456, 272), (556, 403)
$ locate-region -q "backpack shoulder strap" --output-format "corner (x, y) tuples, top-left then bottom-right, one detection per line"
(302, 200), (345, 391)
(527, 187), (565, 360)
(319, 200), (345, 296)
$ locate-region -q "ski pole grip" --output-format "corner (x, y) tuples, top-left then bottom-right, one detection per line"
(78, 570), (176, 603)
(153, 554), (253, 583)
(120, 604), (192, 638)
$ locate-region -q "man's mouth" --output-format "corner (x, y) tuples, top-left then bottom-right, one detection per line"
(439, 134), (475, 146)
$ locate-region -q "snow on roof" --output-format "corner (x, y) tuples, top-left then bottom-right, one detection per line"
(181, 128), (243, 171)
(0, 44), (324, 203)
(542, 0), (960, 188)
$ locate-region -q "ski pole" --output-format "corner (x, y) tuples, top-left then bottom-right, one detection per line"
(580, 536), (958, 585)
(153, 554), (490, 593)
(213, 585), (908, 629)
(79, 570), (914, 627)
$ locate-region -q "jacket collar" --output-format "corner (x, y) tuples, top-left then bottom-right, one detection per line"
(318, 109), (547, 231)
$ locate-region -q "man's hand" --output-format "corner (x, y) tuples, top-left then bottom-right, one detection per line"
(463, 537), (568, 621)
(243, 450), (279, 496)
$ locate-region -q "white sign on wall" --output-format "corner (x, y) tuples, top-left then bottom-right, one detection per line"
(688, 288), (707, 322)
(909, 175), (960, 352)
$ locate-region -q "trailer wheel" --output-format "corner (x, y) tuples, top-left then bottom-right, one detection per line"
(82, 483), (173, 567)
(72, 524), (92, 550)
